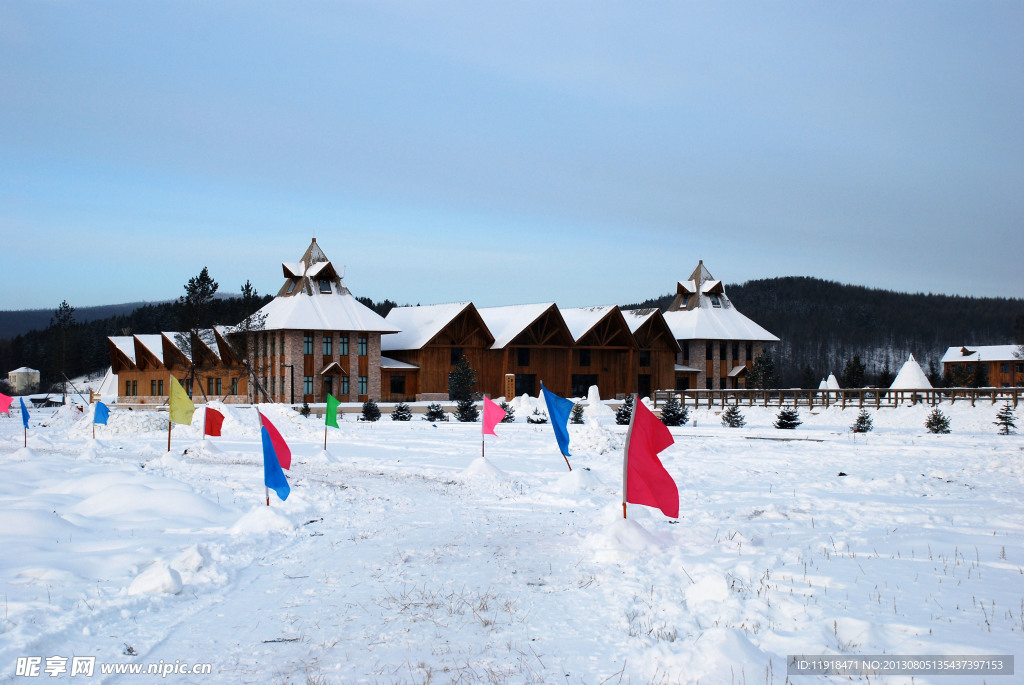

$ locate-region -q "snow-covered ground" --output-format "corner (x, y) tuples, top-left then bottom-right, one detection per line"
(1, 397), (1022, 684)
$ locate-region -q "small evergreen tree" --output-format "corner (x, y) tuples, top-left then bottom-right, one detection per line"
(499, 400), (515, 423)
(851, 408), (873, 433)
(925, 407), (951, 434)
(455, 397), (479, 422)
(361, 399), (381, 422)
(972, 362), (990, 388)
(615, 395), (635, 425)
(300, 401), (311, 418)
(390, 401), (412, 421)
(660, 394), (689, 427)
(994, 402), (1017, 435)
(424, 402), (447, 422)
(721, 405), (745, 428)
(526, 408), (548, 424)
(774, 407), (802, 429)
(570, 403), (585, 424)
(748, 352), (779, 389)
(841, 354), (867, 388)
(448, 354), (478, 401)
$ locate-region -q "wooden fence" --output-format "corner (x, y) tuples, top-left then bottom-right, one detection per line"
(653, 387), (1021, 410)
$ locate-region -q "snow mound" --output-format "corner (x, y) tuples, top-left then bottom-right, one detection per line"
(172, 544), (210, 573)
(584, 517), (663, 560)
(460, 456), (509, 480)
(584, 385), (615, 421)
(569, 421), (622, 455)
(685, 574), (730, 605)
(128, 561), (183, 595)
(552, 467), (602, 494)
(229, 506), (296, 536)
(673, 627), (770, 683)
(8, 447), (40, 461)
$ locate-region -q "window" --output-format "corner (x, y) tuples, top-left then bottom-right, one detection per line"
(680, 294), (690, 308)
(571, 374), (599, 397)
(126, 380), (132, 396)
(340, 375), (350, 395)
(1017, 363), (1024, 374)
(578, 349), (591, 367)
(706, 343), (713, 359)
(323, 336), (333, 356)
(720, 343), (727, 359)
(214, 378), (222, 395)
(514, 374), (536, 397)
(231, 377), (239, 395)
(286, 280), (297, 294)
(358, 336), (368, 356)
(639, 350), (651, 367)
(450, 347), (462, 365)
(132, 381), (138, 396)
(391, 375), (406, 395)
(682, 342), (690, 364)
(303, 376), (314, 395)
(270, 336), (276, 356)
(517, 348), (530, 366)
(746, 343), (753, 360)
(339, 336), (349, 356)
(1001, 363), (1010, 373)
(304, 334), (314, 355)
(710, 294), (722, 308)
(151, 380), (157, 396)
(732, 343), (739, 361)
(208, 378), (214, 395)
(270, 377), (276, 395)
(157, 380), (164, 396)
(323, 376), (332, 397)
(318, 279), (331, 294)
(358, 376), (368, 395)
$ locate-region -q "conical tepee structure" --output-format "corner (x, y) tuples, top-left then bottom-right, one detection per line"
(890, 354), (932, 389)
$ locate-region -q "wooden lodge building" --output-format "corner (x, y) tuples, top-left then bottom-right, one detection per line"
(108, 240), (779, 405)
(941, 345), (1024, 387)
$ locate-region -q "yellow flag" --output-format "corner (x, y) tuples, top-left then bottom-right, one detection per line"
(168, 375), (196, 425)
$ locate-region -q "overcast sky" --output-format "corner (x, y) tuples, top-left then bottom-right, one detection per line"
(2, 1), (1022, 313)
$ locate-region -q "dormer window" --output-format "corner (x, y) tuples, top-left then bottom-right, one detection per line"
(709, 294), (722, 308)
(286, 280), (297, 294)
(318, 279), (331, 294)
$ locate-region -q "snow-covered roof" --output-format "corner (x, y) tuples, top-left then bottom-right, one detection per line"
(382, 303), (474, 351)
(559, 305), (618, 342)
(891, 354), (933, 389)
(477, 303), (558, 349)
(381, 356), (419, 370)
(109, 337), (137, 364)
(941, 345), (1020, 363)
(9, 367), (39, 374)
(135, 335), (165, 364)
(661, 306), (779, 342)
(675, 364), (700, 373)
(620, 308), (658, 333)
(256, 293), (399, 333)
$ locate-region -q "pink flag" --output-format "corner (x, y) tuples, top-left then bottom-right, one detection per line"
(623, 397), (679, 518)
(258, 412), (291, 470)
(205, 407), (225, 437)
(0, 393), (12, 414)
(482, 397), (506, 436)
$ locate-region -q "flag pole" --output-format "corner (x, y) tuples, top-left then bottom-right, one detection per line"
(167, 418), (172, 452)
(621, 394), (639, 519)
(324, 424), (328, 452)
(255, 408), (270, 506)
(561, 452), (572, 471)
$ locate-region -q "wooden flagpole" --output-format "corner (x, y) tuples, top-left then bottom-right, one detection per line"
(324, 424), (328, 451)
(167, 419), (172, 452)
(621, 394), (639, 519)
(561, 452), (572, 471)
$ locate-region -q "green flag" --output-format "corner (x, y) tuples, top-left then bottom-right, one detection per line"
(325, 393), (340, 428)
(168, 375), (196, 425)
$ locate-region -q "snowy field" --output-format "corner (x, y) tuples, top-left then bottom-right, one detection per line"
(1, 397), (1022, 684)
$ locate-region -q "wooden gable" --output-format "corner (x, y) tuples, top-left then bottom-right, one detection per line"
(428, 304), (494, 349)
(504, 305), (573, 348)
(574, 308), (637, 350)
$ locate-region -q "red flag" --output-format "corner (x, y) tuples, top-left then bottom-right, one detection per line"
(623, 397), (679, 518)
(205, 407), (225, 437)
(482, 397), (506, 436)
(0, 393), (12, 414)
(258, 412), (291, 470)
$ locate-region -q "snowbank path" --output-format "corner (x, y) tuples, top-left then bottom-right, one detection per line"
(2, 402), (1023, 684)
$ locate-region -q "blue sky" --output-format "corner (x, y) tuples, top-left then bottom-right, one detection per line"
(2, 1), (1022, 312)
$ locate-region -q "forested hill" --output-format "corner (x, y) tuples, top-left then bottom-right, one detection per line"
(626, 277), (1024, 387)
(0, 302), (157, 339)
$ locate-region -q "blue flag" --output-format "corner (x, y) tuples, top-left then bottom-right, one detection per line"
(541, 382), (573, 457)
(20, 397), (29, 430)
(94, 401), (110, 425)
(261, 426), (290, 502)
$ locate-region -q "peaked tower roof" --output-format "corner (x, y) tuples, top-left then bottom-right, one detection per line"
(253, 238), (399, 333)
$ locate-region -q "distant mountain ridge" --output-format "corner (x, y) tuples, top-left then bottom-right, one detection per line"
(0, 302), (162, 339)
(626, 276), (1024, 387)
